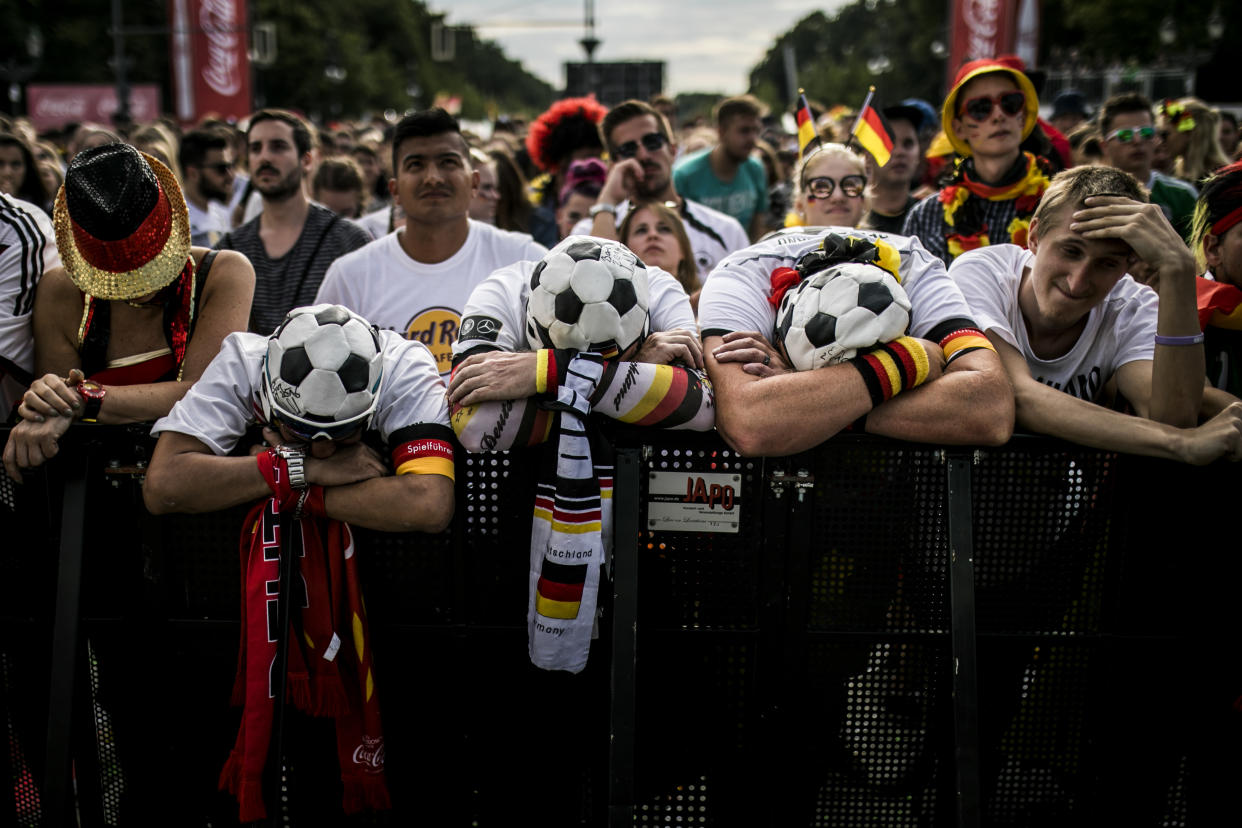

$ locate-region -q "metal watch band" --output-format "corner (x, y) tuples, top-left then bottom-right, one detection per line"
(589, 202), (617, 218)
(276, 446), (308, 489)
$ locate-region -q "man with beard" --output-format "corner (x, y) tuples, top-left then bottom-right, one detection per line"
(863, 104), (925, 234)
(179, 128), (235, 247)
(579, 99), (748, 286)
(673, 95), (769, 239)
(216, 109), (371, 334)
(315, 109), (545, 376)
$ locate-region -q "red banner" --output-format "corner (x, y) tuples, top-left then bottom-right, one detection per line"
(26, 85), (161, 132)
(169, 0), (252, 125)
(945, 0), (1021, 91)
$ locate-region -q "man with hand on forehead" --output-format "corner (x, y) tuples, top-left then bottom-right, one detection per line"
(949, 165), (1242, 463)
(904, 58), (1050, 266)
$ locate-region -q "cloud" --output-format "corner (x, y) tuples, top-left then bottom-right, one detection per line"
(437, 0), (848, 95)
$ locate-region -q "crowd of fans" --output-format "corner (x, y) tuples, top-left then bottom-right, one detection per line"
(2, 57), (1242, 819)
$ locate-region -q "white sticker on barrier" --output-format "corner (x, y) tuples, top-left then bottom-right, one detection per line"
(646, 472), (741, 533)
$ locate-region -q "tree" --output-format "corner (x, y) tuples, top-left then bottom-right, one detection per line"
(3, 0), (554, 124)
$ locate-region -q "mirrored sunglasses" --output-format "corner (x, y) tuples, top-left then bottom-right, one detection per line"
(805, 175), (867, 200)
(960, 91), (1027, 122)
(272, 411), (368, 443)
(1106, 126), (1156, 144)
(614, 132), (668, 160)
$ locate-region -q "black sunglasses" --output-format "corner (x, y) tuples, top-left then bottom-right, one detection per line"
(804, 175), (867, 200)
(959, 91), (1026, 122)
(199, 161), (234, 175)
(614, 132), (668, 160)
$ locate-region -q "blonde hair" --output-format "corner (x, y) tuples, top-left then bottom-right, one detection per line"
(1165, 98), (1229, 183)
(1030, 165), (1146, 237)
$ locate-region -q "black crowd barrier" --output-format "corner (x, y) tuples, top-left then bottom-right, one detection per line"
(1, 423), (1239, 827)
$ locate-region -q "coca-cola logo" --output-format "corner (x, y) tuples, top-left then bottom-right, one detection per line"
(34, 97), (87, 119)
(352, 735), (385, 774)
(199, 0), (242, 97)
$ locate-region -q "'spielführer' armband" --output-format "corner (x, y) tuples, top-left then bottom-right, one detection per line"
(849, 336), (931, 408)
(389, 424), (456, 480)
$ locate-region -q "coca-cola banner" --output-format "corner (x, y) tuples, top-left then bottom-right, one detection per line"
(26, 85), (161, 132)
(169, 0), (251, 124)
(945, 0), (1021, 90)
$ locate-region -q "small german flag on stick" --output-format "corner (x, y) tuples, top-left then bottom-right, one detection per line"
(850, 86), (895, 167)
(796, 89), (818, 163)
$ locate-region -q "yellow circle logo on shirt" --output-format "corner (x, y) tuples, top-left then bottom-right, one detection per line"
(404, 307), (460, 375)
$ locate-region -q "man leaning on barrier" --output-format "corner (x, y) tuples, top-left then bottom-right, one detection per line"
(949, 165), (1242, 463)
(700, 227), (1015, 456)
(143, 303), (455, 820)
(447, 235), (714, 674)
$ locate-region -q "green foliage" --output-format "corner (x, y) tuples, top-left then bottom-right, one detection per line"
(748, 2), (949, 116)
(749, 0), (1241, 115)
(4, 0), (553, 123)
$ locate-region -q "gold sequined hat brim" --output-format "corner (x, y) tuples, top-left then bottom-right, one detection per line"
(54, 150), (192, 301)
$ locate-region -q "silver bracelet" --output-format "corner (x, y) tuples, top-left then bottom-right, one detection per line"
(275, 445), (308, 489)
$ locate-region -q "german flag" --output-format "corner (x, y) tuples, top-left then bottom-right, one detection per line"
(796, 90), (817, 162)
(851, 87), (894, 167)
(536, 560), (588, 619)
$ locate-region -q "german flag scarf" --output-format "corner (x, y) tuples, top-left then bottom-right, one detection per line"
(529, 352), (613, 673)
(219, 462), (389, 821)
(940, 151), (1050, 260)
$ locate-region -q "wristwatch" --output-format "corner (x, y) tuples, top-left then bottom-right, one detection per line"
(76, 380), (106, 423)
(589, 202), (617, 218)
(274, 445), (308, 489)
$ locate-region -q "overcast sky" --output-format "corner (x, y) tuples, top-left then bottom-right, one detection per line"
(429, 0), (851, 96)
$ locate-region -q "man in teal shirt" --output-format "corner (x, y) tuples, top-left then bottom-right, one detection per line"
(674, 95), (769, 240)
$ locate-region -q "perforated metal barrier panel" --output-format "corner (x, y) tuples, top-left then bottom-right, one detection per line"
(1, 426), (1234, 827)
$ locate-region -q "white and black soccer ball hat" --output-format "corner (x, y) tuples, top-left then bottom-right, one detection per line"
(260, 304), (385, 439)
(525, 235), (650, 354)
(775, 262), (912, 371)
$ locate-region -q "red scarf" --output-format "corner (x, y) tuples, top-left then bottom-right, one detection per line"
(218, 451), (390, 821)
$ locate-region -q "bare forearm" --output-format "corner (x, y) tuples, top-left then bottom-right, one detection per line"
(1013, 380), (1184, 459)
(712, 362), (873, 456)
(321, 475), (454, 533)
(865, 359), (1014, 446)
(1202, 386), (1241, 419)
(144, 452), (271, 514)
(1149, 263), (1204, 426)
(94, 381), (193, 424)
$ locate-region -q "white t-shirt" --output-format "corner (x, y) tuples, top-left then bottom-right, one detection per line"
(451, 260), (696, 358)
(314, 219), (547, 375)
(151, 329), (450, 454)
(572, 197), (750, 285)
(950, 245), (1157, 401)
(356, 206), (396, 240)
(0, 195), (59, 410)
(698, 227), (974, 343)
(186, 199), (231, 247)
